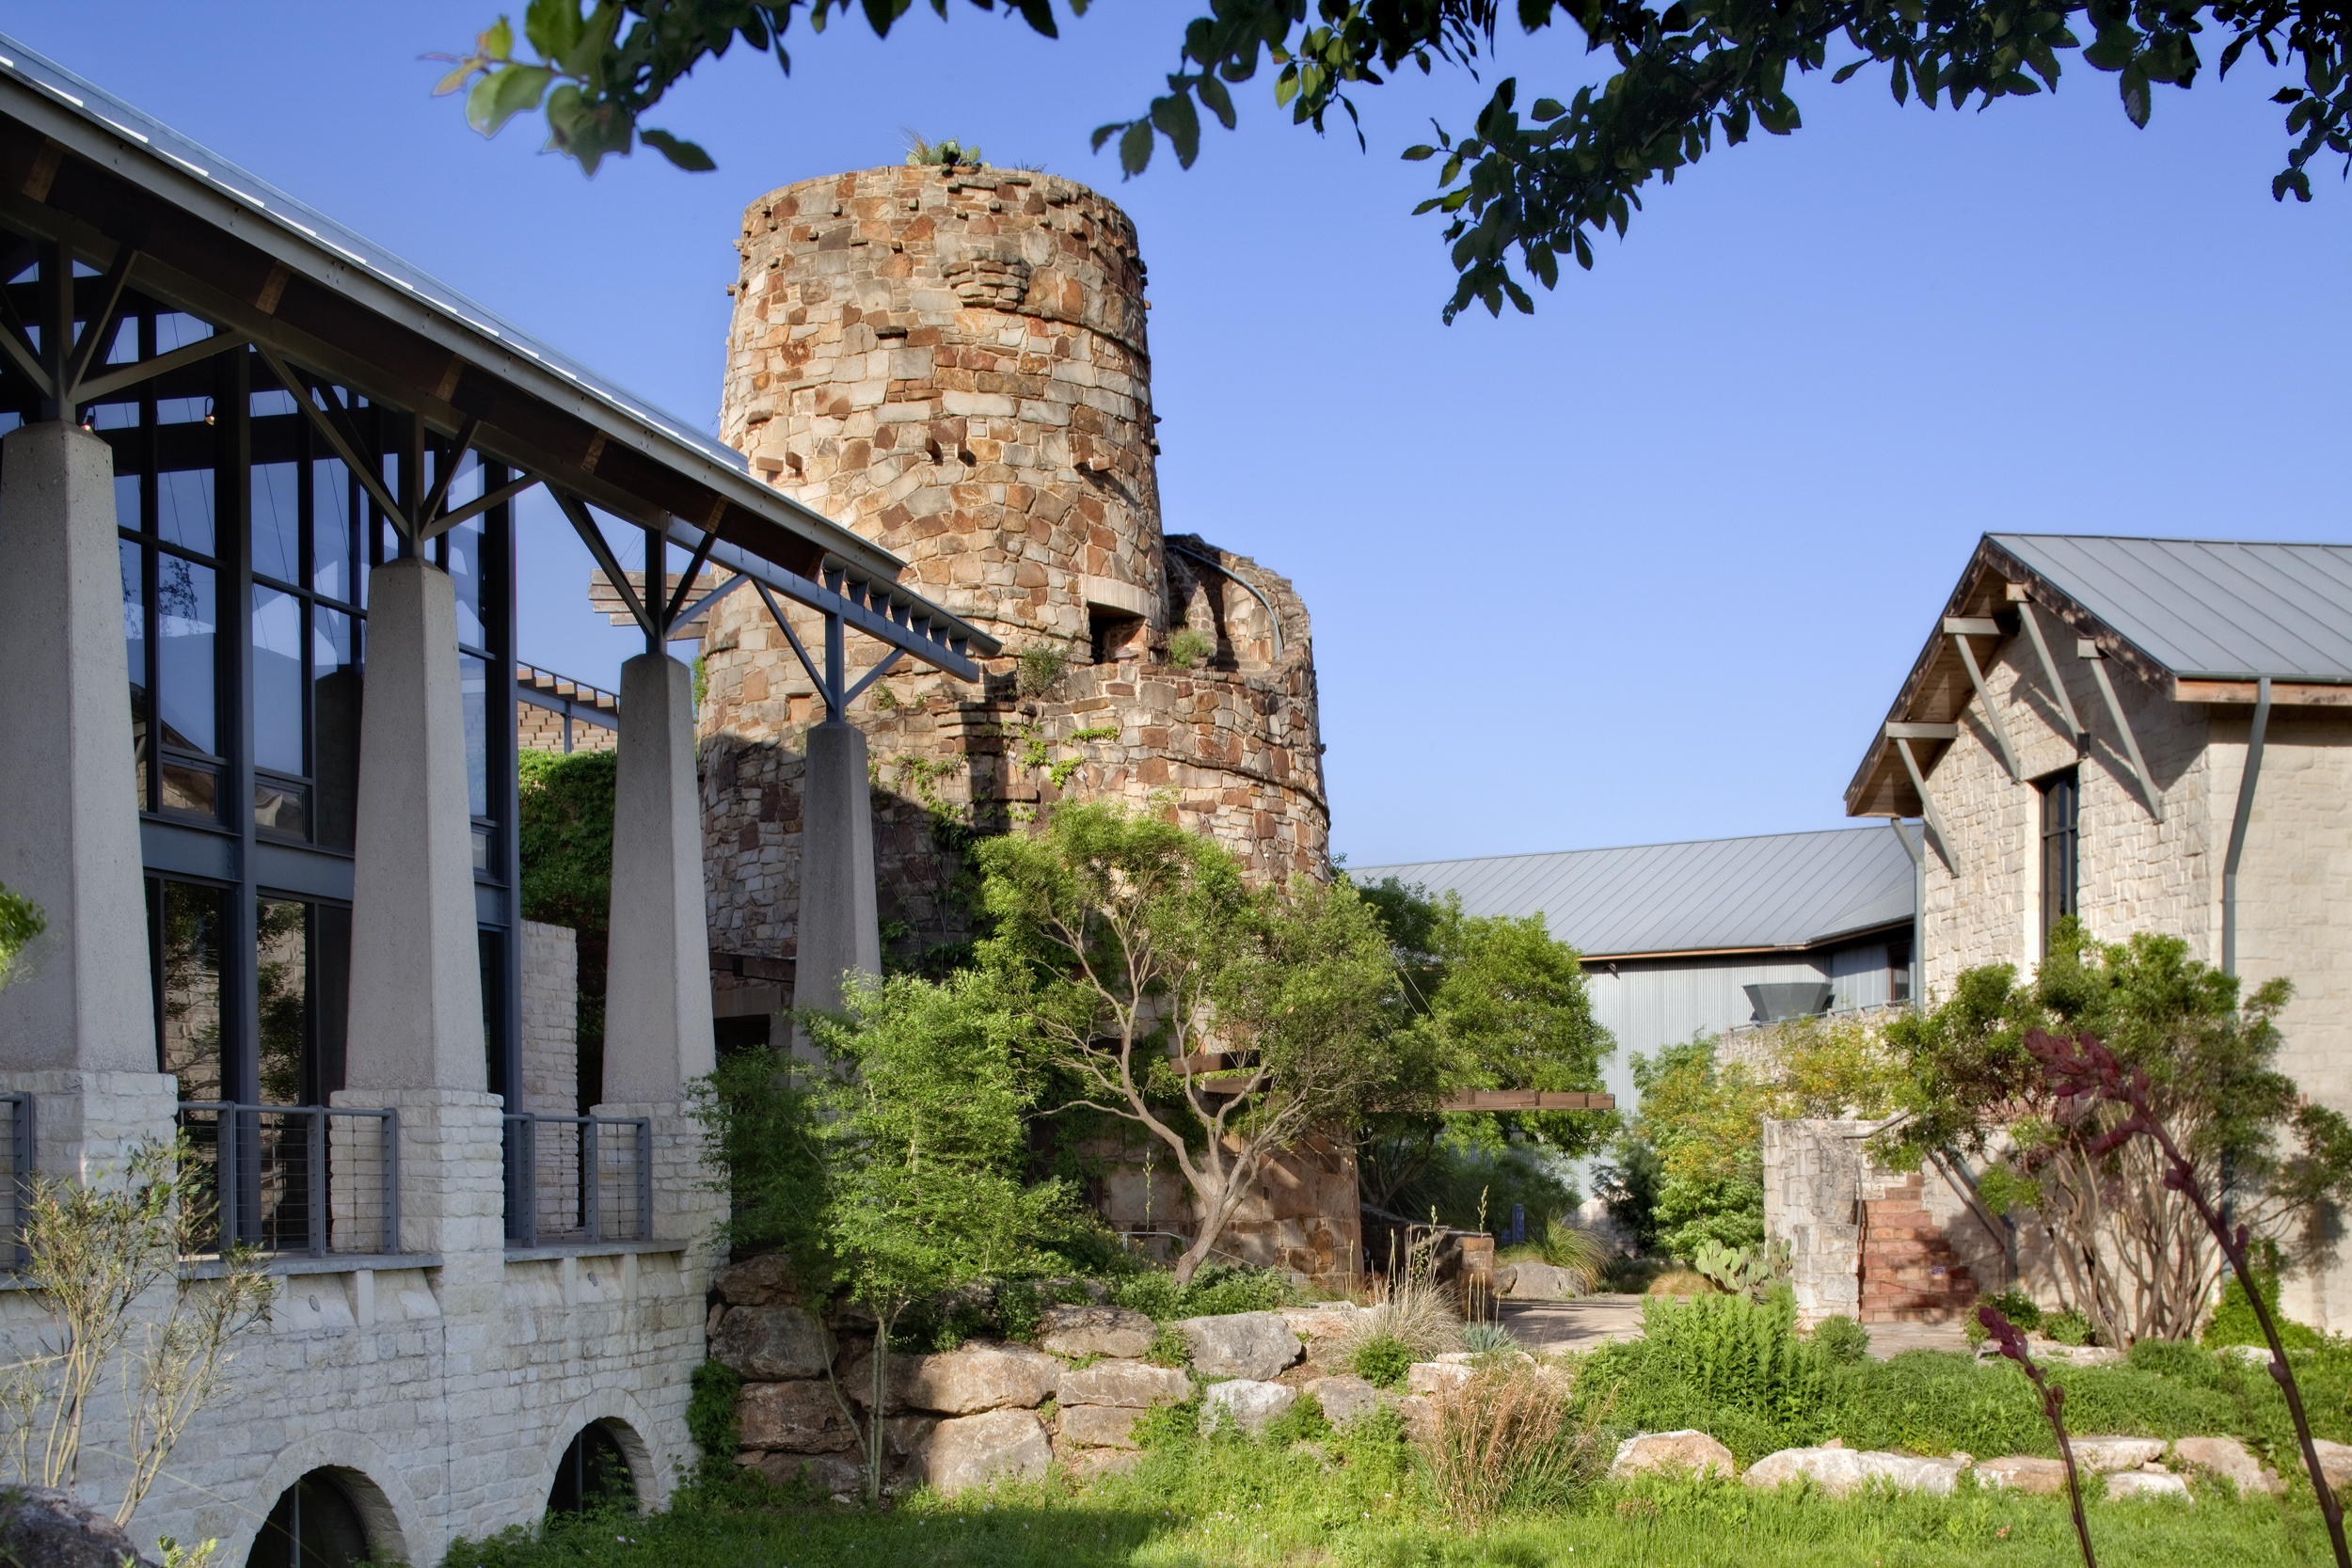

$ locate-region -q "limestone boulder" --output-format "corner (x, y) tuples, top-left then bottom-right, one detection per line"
(738, 1379), (857, 1451)
(1744, 1448), (1964, 1497)
(1406, 1361), (1473, 1396)
(1395, 1394), (1437, 1443)
(712, 1305), (832, 1381)
(1611, 1431), (1736, 1481)
(1308, 1374), (1381, 1429)
(739, 1449), (865, 1497)
(1278, 1303), (1363, 1346)
(1977, 1456), (2068, 1494)
(1176, 1312), (1302, 1380)
(2173, 1435), (2277, 1494)
(848, 1341), (1062, 1414)
(1059, 1403), (1149, 1449)
(1202, 1378), (1297, 1434)
(2309, 1438), (2352, 1489)
(1499, 1261), (1584, 1300)
(2106, 1469), (2194, 1501)
(1038, 1305), (1156, 1360)
(712, 1252), (802, 1307)
(1060, 1360), (1191, 1409)
(2070, 1435), (2166, 1472)
(0, 1489), (158, 1568)
(904, 1408), (1053, 1496)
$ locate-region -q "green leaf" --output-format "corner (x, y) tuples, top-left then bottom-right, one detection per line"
(1401, 143), (1438, 161)
(1530, 97), (1565, 120)
(1119, 119), (1154, 175)
(432, 61), (477, 97)
(1089, 121), (1121, 153)
(1014, 0), (1058, 38)
(471, 64), (553, 137)
(524, 0), (580, 60)
(1197, 73), (1236, 130)
(2120, 61), (2151, 126)
(485, 15), (514, 60)
(640, 128), (718, 171)
(1151, 90), (1200, 166)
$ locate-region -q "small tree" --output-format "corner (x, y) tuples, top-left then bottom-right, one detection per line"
(801, 971), (1070, 1502)
(977, 803), (1398, 1284)
(1351, 879), (1614, 1215)
(1881, 922), (2352, 1345)
(0, 877), (46, 994)
(0, 1138), (275, 1526)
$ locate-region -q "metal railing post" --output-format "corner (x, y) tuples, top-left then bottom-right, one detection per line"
(583, 1117), (600, 1243)
(216, 1109), (238, 1252)
(382, 1109), (400, 1257)
(11, 1093), (32, 1269)
(518, 1117), (538, 1249)
(306, 1107), (327, 1258)
(634, 1117), (652, 1243)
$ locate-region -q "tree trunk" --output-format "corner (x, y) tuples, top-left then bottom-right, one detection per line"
(865, 1307), (892, 1504)
(1170, 1168), (1248, 1285)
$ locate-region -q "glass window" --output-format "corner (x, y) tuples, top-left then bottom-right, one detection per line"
(446, 515), (487, 649)
(252, 462), (300, 586)
(256, 899), (308, 1105)
(157, 467), (215, 557)
(2040, 768), (2079, 953)
(312, 609), (361, 851)
(312, 459), (353, 604)
(121, 539), (148, 808)
(251, 586), (305, 778)
(461, 653), (490, 820)
(151, 879), (227, 1101)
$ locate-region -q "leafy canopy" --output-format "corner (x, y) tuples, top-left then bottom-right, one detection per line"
(436, 0), (2349, 318)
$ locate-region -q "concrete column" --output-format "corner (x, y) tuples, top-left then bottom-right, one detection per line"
(601, 654), (713, 1102)
(0, 422), (156, 1072)
(796, 719), (880, 1019)
(343, 557), (485, 1092)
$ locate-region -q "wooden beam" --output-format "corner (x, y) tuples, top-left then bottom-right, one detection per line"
(2175, 678), (2352, 708)
(2081, 642), (2166, 823)
(1883, 722), (1960, 740)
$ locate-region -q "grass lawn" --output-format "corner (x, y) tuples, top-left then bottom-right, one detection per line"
(456, 1434), (2343, 1568)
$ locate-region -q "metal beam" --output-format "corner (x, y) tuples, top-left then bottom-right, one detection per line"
(753, 579), (830, 705)
(675, 567), (750, 630)
(415, 413), (482, 531)
(2221, 676), (2271, 977)
(257, 346), (408, 531)
(1891, 732), (1961, 873)
(1943, 619), (2020, 781)
(58, 239), (136, 402)
(73, 327), (249, 405)
(841, 650), (905, 708)
(417, 472), (541, 544)
(554, 490), (655, 641)
(1883, 722), (1959, 741)
(2079, 640), (2166, 823)
(662, 528), (721, 629)
(2015, 596), (2085, 745)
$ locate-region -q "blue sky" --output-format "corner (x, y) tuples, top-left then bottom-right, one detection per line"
(8, 3), (2345, 868)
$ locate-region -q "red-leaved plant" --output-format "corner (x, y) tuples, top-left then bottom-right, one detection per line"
(1979, 1302), (2097, 1568)
(2026, 1028), (2349, 1568)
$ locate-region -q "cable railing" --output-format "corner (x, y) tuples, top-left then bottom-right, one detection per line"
(174, 1102), (400, 1258)
(0, 1092), (30, 1267)
(501, 1114), (652, 1248)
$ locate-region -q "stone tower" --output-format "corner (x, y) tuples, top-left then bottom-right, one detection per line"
(698, 164), (1331, 979)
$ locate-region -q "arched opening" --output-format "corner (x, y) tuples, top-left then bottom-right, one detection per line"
(548, 1422), (637, 1517)
(248, 1470), (370, 1568)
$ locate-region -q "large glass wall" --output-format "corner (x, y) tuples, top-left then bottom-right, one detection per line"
(0, 250), (524, 1204)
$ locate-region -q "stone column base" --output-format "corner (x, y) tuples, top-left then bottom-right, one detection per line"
(330, 1087), (503, 1271)
(0, 1070), (179, 1185)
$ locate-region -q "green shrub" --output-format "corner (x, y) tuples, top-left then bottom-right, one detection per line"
(1812, 1315), (1870, 1365)
(685, 1359), (743, 1473)
(1129, 1391), (1204, 1449)
(2127, 1337), (2225, 1383)
(1113, 1262), (1295, 1322)
(1352, 1334), (1416, 1389)
(1262, 1390), (1332, 1446)
(1639, 1291), (1825, 1427)
(1165, 626), (1214, 669)
(1145, 1322), (1191, 1369)
(2044, 1308), (2094, 1346)
(1462, 1323), (1520, 1354)
(1979, 1288), (2042, 1331)
(2203, 1269), (2326, 1351)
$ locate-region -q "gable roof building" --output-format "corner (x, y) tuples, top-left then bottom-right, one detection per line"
(1353, 825), (1920, 1109)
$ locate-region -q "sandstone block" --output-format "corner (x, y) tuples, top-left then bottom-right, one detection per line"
(1277, 1303), (1362, 1345)
(1037, 1305), (1155, 1359)
(1176, 1312), (1302, 1380)
(891, 1342), (1061, 1414)
(2070, 1435), (2166, 1472)
(2106, 1469), (2194, 1501)
(1059, 1403), (1147, 1449)
(1610, 1430), (1736, 1481)
(904, 1408), (1052, 1496)
(1058, 1360), (1190, 1408)
(712, 1305), (831, 1380)
(737, 1380), (856, 1452)
(1497, 1261), (1584, 1300)
(1201, 1379), (1296, 1434)
(713, 1253), (802, 1306)
(1977, 1456), (2068, 1493)
(1308, 1374), (1380, 1429)
(2172, 1435), (2277, 1493)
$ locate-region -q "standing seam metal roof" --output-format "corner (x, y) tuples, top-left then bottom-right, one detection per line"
(1350, 825), (1919, 958)
(1991, 535), (2352, 684)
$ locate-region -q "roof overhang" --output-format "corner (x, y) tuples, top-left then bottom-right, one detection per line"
(0, 41), (999, 673)
(1844, 534), (2346, 820)
(1579, 916), (1914, 965)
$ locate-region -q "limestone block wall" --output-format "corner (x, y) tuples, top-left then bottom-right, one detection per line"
(1917, 620), (2352, 1326)
(1764, 1118), (2004, 1326)
(0, 1075), (721, 1568)
(1091, 1132), (1363, 1285)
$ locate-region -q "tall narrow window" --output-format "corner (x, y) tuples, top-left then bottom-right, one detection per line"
(2040, 768), (2079, 951)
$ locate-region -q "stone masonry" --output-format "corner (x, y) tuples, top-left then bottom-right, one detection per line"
(697, 166), (1329, 977)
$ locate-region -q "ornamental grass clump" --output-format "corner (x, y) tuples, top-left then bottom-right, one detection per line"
(1423, 1361), (1604, 1526)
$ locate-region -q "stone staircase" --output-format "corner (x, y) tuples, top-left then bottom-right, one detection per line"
(1859, 1176), (1977, 1323)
